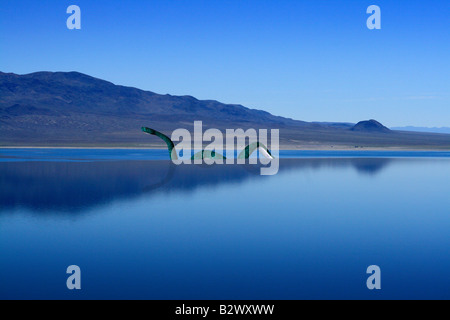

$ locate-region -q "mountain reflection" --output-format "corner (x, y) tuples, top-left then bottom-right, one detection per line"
(0, 158), (393, 214)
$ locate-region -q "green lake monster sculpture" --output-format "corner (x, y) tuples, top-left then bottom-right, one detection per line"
(141, 127), (274, 161)
(141, 127), (178, 161)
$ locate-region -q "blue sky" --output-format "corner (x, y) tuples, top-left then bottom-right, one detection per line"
(0, 0), (449, 126)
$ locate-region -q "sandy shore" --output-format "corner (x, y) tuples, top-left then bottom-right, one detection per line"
(1, 145), (449, 151)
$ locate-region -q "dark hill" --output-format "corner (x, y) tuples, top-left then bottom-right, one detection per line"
(351, 120), (390, 133)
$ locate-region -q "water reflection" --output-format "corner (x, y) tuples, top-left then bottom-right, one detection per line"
(340, 158), (392, 175)
(1, 155), (449, 300)
(0, 158), (395, 214)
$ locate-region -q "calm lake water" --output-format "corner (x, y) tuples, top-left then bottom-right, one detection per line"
(0, 149), (449, 300)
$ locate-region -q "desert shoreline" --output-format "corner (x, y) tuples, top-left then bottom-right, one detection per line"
(1, 146), (449, 151)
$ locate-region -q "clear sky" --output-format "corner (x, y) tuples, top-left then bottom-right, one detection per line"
(0, 0), (449, 127)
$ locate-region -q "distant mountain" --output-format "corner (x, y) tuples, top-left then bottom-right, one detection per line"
(0, 71), (303, 124)
(391, 126), (450, 134)
(351, 120), (390, 133)
(1, 71), (450, 149)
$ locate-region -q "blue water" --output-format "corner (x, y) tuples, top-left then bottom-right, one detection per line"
(0, 149), (449, 300)
(1, 148), (450, 162)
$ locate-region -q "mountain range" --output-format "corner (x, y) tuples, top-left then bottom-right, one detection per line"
(1, 71), (449, 149)
(391, 126), (450, 135)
